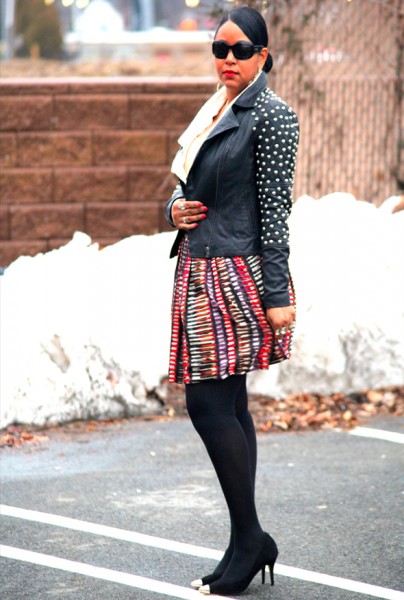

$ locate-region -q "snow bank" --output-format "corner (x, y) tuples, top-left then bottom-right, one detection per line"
(250, 193), (404, 396)
(1, 193), (403, 427)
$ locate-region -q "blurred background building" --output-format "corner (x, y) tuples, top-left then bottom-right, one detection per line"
(1, 0), (223, 61)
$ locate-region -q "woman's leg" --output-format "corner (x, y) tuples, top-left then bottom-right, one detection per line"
(186, 375), (264, 585)
(235, 374), (257, 488)
(191, 374), (258, 585)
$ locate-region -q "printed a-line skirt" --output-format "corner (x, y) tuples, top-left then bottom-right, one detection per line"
(169, 235), (295, 384)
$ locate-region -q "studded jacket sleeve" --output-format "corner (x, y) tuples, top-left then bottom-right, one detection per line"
(253, 92), (299, 308)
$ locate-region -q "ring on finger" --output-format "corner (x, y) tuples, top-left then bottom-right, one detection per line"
(182, 216), (188, 224)
(179, 201), (186, 211)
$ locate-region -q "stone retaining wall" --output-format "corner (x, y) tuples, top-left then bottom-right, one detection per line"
(0, 77), (214, 265)
(1, 75), (400, 266)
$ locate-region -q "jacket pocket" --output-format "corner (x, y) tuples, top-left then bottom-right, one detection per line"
(233, 186), (258, 237)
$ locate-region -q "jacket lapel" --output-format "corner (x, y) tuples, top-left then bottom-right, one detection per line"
(205, 72), (268, 142)
(186, 73), (268, 177)
(205, 108), (240, 141)
(234, 71), (267, 108)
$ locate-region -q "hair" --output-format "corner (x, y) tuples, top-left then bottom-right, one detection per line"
(215, 6), (273, 73)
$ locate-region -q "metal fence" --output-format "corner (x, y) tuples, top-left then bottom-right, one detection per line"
(263, 0), (403, 202)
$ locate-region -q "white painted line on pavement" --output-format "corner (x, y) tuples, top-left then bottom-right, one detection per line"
(0, 504), (222, 560)
(2, 504), (403, 598)
(349, 427), (404, 444)
(273, 564), (404, 600)
(0, 545), (231, 600)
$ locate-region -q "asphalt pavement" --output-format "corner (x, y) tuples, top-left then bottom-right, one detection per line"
(1, 415), (403, 600)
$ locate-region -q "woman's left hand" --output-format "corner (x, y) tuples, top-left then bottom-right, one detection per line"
(266, 306), (296, 336)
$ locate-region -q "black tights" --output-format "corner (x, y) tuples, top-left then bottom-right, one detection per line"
(186, 375), (264, 579)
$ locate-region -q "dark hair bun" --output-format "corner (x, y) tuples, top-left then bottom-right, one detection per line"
(264, 52), (273, 74)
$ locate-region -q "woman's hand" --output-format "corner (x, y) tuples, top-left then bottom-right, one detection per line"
(266, 306), (296, 336)
(172, 199), (208, 230)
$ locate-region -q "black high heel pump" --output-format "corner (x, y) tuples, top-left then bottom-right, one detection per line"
(198, 533), (278, 596)
(191, 547), (232, 588)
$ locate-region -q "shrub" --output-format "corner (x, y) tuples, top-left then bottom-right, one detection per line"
(16, 0), (63, 59)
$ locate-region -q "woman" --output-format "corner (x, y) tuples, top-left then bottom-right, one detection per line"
(165, 6), (299, 596)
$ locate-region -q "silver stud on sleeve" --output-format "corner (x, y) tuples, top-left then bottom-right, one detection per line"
(254, 90), (299, 248)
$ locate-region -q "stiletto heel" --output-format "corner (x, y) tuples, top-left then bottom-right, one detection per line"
(198, 533), (278, 596)
(261, 562), (275, 585)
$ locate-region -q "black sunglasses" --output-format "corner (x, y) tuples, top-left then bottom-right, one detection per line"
(212, 41), (264, 60)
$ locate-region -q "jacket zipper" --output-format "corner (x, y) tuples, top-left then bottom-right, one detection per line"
(205, 136), (233, 258)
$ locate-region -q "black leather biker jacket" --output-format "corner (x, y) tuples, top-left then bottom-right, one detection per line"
(165, 72), (299, 308)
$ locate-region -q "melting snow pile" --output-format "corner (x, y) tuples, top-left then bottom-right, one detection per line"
(1, 193), (403, 428)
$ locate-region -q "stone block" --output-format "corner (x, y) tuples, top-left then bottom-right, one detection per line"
(86, 202), (159, 238)
(54, 167), (128, 203)
(47, 237), (118, 250)
(0, 134), (17, 167)
(93, 238), (120, 249)
(47, 238), (74, 250)
(11, 205), (84, 240)
(18, 132), (92, 167)
(0, 96), (53, 131)
(130, 94), (204, 129)
(0, 80), (70, 96)
(93, 131), (166, 166)
(0, 169), (53, 203)
(0, 206), (9, 240)
(67, 79), (143, 95)
(128, 167), (176, 202)
(168, 131), (183, 162)
(142, 80), (215, 95)
(54, 95), (129, 130)
(0, 241), (48, 266)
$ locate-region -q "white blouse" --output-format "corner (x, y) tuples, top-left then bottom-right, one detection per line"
(171, 73), (262, 183)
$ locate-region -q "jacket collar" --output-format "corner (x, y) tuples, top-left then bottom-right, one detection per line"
(205, 72), (267, 140)
(233, 71), (268, 108)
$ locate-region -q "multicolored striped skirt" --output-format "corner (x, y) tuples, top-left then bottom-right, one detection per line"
(169, 235), (295, 384)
